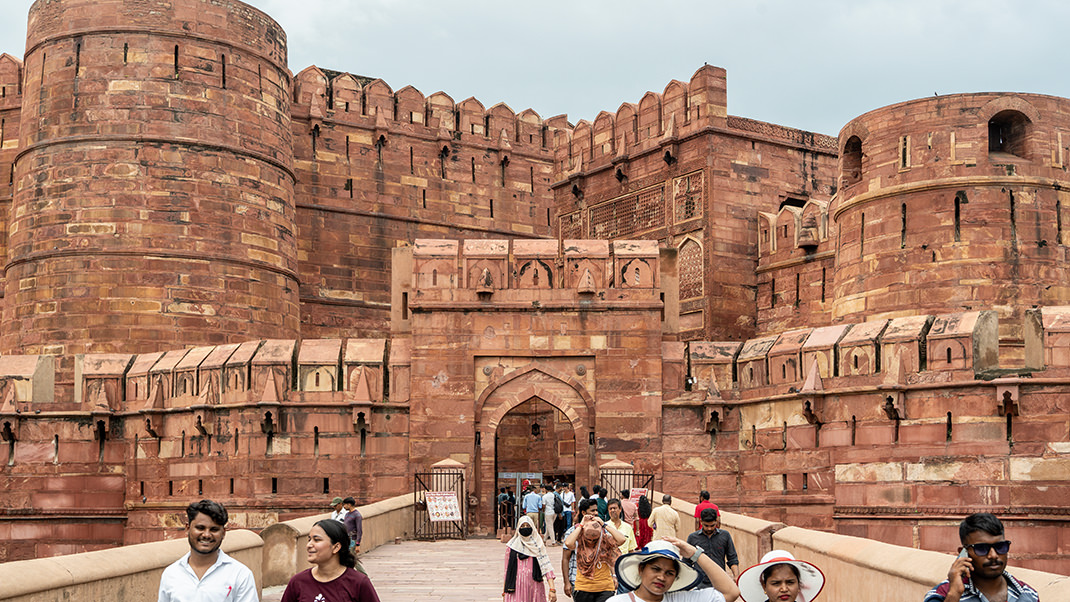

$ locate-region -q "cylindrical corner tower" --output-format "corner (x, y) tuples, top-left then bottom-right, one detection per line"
(832, 93), (1070, 357)
(5, 0), (299, 355)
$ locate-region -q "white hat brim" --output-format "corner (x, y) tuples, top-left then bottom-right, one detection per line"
(614, 545), (703, 593)
(737, 558), (825, 602)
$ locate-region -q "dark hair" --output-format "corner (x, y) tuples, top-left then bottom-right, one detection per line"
(621, 489), (630, 498)
(637, 496), (652, 519)
(700, 490), (710, 501)
(578, 498), (596, 514)
(700, 508), (719, 522)
(580, 486), (590, 499)
(500, 487), (506, 493)
(607, 498), (622, 511)
(761, 562), (800, 585)
(342, 497), (356, 506)
(640, 555), (681, 575)
(959, 512), (1004, 544)
(186, 499), (228, 526)
(662, 494), (672, 504)
(313, 519), (356, 568)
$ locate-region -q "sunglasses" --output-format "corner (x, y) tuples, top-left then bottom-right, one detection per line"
(965, 541), (1011, 555)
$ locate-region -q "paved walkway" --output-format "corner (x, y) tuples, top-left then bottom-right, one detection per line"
(263, 537), (565, 602)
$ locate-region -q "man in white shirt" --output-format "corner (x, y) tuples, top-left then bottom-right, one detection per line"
(541, 483), (558, 545)
(158, 499), (259, 602)
(329, 496), (347, 522)
(562, 483), (576, 529)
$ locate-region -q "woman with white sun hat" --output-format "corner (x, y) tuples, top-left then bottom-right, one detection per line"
(609, 537), (740, 602)
(736, 550), (825, 602)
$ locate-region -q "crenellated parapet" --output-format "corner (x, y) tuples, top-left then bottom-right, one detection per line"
(293, 66), (565, 155)
(688, 310), (1012, 400)
(552, 65), (728, 179)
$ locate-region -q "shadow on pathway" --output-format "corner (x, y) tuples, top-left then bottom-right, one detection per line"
(263, 537), (565, 602)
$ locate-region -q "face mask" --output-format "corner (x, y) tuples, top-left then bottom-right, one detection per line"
(519, 526), (533, 536)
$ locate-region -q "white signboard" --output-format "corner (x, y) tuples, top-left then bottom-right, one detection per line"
(425, 491), (462, 522)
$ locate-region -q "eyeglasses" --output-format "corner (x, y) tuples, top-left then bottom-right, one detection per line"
(965, 541), (1011, 556)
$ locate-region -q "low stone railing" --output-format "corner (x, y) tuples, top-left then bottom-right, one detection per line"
(0, 529), (263, 602)
(655, 493), (1070, 600)
(260, 492), (415, 587)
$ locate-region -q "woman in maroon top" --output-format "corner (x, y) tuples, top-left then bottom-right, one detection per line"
(281, 519), (381, 602)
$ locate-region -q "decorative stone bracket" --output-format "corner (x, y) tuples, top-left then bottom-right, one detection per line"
(881, 390), (905, 420)
(995, 381), (1019, 416)
(802, 397), (823, 425)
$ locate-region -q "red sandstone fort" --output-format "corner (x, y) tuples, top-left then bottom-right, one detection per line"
(0, 0), (1067, 574)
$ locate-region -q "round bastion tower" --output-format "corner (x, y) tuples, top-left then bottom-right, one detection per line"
(832, 93), (1070, 360)
(4, 0), (299, 355)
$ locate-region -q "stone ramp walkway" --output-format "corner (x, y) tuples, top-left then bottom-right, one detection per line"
(263, 537), (564, 602)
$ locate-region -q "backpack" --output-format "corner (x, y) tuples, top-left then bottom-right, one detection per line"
(553, 493), (564, 515)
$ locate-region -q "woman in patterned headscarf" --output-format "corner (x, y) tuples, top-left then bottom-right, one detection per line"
(504, 515), (557, 602)
(564, 512), (627, 602)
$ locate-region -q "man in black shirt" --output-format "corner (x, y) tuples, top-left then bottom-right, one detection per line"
(686, 507), (739, 587)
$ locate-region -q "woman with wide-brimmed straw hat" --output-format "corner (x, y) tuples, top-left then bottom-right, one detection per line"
(503, 515), (558, 602)
(736, 550), (824, 602)
(608, 537), (740, 602)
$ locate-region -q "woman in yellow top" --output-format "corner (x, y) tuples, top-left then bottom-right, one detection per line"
(564, 512), (627, 602)
(607, 498), (637, 554)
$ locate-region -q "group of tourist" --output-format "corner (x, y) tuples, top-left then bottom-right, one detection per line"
(503, 489), (1039, 602)
(154, 496), (1039, 602)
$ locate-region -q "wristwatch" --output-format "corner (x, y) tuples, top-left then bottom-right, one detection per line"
(689, 548), (703, 564)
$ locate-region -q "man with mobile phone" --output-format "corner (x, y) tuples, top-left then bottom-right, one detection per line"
(923, 513), (1039, 602)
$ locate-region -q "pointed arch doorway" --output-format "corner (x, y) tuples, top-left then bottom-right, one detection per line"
(475, 365), (594, 534)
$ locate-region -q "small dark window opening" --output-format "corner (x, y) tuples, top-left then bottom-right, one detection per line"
(271, 477), (278, 494)
(900, 203), (907, 248)
(422, 189), (427, 209)
(770, 278), (776, 307)
(820, 268), (826, 302)
(471, 157), (476, 182)
(168, 481), (174, 496)
(1058, 200), (1064, 245)
(946, 347), (953, 364)
(313, 426), (320, 457)
(850, 416), (857, 445)
(74, 43), (81, 77)
(173, 45), (179, 78)
(220, 54), (226, 89)
(410, 147), (414, 174)
(946, 412), (953, 442)
(229, 478), (235, 494)
(794, 273), (800, 308)
(123, 43), (129, 65)
(401, 291), (409, 320)
(842, 136), (862, 185)
(198, 479), (203, 495)
(954, 191), (966, 242)
(323, 477), (330, 494)
(860, 212), (865, 256)
(489, 198), (494, 219)
(988, 110), (1030, 158)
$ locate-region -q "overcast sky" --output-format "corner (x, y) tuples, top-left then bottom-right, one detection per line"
(2, 0), (1068, 136)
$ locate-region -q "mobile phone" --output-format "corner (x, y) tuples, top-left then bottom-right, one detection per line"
(957, 548), (969, 560)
